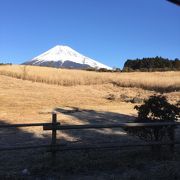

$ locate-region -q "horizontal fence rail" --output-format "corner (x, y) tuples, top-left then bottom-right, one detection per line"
(0, 144), (52, 152)
(1, 142), (180, 152)
(48, 141), (180, 152)
(0, 122), (60, 128)
(43, 122), (180, 131)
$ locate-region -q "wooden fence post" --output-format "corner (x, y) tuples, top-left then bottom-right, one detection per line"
(51, 111), (57, 162)
(169, 127), (175, 154)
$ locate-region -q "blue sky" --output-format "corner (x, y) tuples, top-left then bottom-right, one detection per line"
(0, 0), (180, 68)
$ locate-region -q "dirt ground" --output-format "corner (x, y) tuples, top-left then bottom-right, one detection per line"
(0, 75), (180, 179)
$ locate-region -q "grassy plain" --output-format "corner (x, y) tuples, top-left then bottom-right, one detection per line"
(0, 65), (179, 123)
(0, 65), (180, 179)
(0, 65), (180, 92)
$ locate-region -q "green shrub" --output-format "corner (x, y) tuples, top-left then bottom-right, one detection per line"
(125, 95), (180, 142)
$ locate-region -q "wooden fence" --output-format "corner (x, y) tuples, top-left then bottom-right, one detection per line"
(0, 112), (180, 158)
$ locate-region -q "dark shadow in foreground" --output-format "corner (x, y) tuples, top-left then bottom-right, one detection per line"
(0, 108), (179, 179)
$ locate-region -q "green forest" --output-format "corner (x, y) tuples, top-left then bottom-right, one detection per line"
(123, 57), (180, 72)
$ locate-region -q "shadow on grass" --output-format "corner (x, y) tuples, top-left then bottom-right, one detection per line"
(54, 107), (137, 145)
(0, 109), (179, 179)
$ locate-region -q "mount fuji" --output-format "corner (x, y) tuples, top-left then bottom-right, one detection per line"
(23, 45), (112, 70)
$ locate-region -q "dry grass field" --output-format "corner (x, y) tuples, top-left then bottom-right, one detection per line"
(0, 65), (179, 140)
(0, 65), (180, 179)
(0, 65), (180, 92)
(0, 65), (179, 123)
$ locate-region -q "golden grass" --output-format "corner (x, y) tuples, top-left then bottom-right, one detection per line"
(0, 66), (179, 179)
(0, 65), (179, 179)
(0, 75), (140, 124)
(0, 65), (179, 92)
(0, 65), (179, 124)
(0, 68), (179, 159)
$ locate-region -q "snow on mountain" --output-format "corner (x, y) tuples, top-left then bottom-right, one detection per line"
(23, 45), (112, 69)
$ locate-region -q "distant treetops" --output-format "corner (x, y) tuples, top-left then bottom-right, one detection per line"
(0, 62), (12, 65)
(123, 56), (180, 72)
(1, 56), (180, 72)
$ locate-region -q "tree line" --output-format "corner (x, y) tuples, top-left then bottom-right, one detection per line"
(0, 63), (12, 65)
(123, 56), (180, 72)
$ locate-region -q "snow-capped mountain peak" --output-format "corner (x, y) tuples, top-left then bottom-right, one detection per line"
(23, 45), (112, 69)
